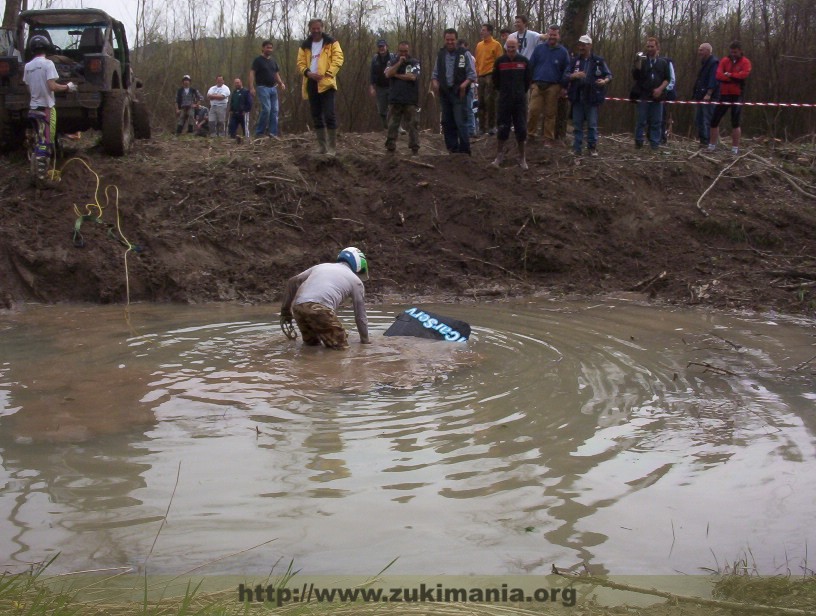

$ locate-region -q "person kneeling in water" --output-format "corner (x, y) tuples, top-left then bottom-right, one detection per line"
(279, 247), (370, 349)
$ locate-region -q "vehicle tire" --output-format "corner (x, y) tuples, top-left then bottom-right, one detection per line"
(133, 99), (151, 139)
(101, 91), (134, 156)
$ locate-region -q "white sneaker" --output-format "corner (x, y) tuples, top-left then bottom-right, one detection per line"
(707, 143), (716, 152)
(731, 146), (739, 155)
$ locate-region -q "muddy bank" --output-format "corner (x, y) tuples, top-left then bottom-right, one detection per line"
(1, 132), (814, 315)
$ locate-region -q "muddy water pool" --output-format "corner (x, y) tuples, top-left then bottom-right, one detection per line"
(0, 300), (814, 576)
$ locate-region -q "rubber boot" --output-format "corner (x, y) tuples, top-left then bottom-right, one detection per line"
(490, 140), (506, 168)
(326, 129), (337, 157)
(315, 127), (327, 154)
(518, 141), (528, 170)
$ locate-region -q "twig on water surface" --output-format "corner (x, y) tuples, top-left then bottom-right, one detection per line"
(687, 361), (739, 377)
(794, 353), (816, 371)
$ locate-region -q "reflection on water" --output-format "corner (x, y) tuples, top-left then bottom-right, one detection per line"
(0, 301), (814, 576)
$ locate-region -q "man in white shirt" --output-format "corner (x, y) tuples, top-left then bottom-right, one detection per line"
(206, 75), (231, 137)
(23, 35), (75, 173)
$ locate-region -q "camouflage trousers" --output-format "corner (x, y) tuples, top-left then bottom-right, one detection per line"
(292, 302), (349, 349)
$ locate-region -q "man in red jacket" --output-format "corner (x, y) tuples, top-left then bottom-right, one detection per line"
(709, 41), (752, 155)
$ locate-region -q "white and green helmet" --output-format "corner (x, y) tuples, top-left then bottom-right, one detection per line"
(337, 247), (368, 276)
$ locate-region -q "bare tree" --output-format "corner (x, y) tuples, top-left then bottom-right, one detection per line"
(3, 0), (24, 29)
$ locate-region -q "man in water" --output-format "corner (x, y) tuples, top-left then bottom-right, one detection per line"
(280, 247), (370, 349)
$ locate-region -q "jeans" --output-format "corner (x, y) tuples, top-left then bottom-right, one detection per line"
(440, 89), (471, 154)
(635, 99), (663, 148)
(255, 85), (279, 136)
(695, 103), (714, 145)
(465, 88), (476, 136)
(572, 101), (599, 152)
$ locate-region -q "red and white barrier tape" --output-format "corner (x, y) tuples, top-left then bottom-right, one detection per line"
(607, 96), (816, 108)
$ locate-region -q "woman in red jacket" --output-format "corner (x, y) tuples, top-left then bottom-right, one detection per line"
(709, 41), (752, 155)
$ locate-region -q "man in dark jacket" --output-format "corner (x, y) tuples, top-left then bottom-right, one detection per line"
(228, 77), (253, 142)
(490, 36), (532, 170)
(566, 34), (612, 157)
(383, 41), (420, 155)
(369, 39), (395, 130)
(692, 43), (719, 147)
(431, 28), (477, 155)
(631, 37), (671, 150)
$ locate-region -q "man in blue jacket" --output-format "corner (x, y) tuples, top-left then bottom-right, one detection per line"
(527, 25), (570, 144)
(692, 42), (719, 147)
(565, 34), (612, 157)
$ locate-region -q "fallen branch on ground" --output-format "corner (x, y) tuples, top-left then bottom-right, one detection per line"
(629, 270), (667, 291)
(696, 151), (752, 216)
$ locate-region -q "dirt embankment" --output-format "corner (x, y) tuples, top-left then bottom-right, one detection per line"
(1, 131), (815, 315)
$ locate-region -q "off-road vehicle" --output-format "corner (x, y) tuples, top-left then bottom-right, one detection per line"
(0, 8), (150, 156)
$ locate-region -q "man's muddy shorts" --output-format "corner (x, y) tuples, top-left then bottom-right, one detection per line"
(292, 302), (349, 349)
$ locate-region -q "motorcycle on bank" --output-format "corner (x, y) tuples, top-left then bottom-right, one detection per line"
(26, 81), (76, 188)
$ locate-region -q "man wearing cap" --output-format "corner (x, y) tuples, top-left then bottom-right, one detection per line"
(280, 247), (370, 349)
(175, 75), (201, 135)
(566, 34), (612, 157)
(369, 39), (395, 130)
(527, 24), (570, 144)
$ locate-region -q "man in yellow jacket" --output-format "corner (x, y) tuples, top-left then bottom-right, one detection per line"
(297, 19), (344, 156)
